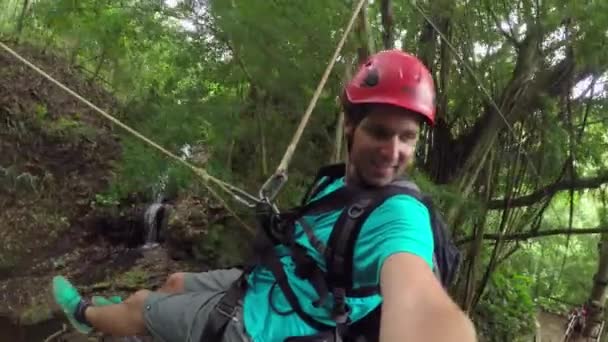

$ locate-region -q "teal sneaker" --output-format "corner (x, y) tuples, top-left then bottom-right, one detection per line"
(92, 295), (123, 306)
(52, 276), (92, 334)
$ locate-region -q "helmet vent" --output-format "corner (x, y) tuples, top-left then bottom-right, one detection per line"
(361, 69), (379, 87)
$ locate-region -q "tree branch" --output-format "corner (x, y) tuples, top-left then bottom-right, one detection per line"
(486, 1), (519, 46)
(458, 227), (608, 244)
(487, 171), (608, 209)
(355, 0), (372, 63)
(380, 0), (394, 49)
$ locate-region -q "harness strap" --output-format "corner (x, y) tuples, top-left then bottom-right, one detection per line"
(261, 249), (333, 331)
(291, 245), (330, 307)
(199, 277), (247, 342)
(284, 330), (337, 342)
(301, 164), (346, 205)
(326, 184), (423, 291)
(249, 204), (332, 331)
(298, 218), (327, 255)
(295, 186), (356, 217)
(326, 194), (376, 290)
(345, 286), (379, 297)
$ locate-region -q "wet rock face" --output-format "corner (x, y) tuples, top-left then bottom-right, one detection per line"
(163, 195), (218, 260)
(166, 194), (252, 267)
(85, 203), (171, 248)
(86, 190), (250, 268)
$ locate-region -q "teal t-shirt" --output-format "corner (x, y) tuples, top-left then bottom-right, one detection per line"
(243, 177), (434, 342)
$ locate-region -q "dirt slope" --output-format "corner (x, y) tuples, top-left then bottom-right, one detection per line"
(0, 42), (122, 324)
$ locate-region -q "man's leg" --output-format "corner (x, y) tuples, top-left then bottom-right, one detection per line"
(158, 272), (187, 293)
(53, 269), (247, 341)
(84, 289), (150, 336)
(143, 270), (238, 295)
(91, 272), (188, 307)
(144, 268), (246, 342)
(53, 275), (150, 336)
(64, 273), (189, 335)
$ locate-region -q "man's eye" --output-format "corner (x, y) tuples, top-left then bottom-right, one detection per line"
(400, 133), (417, 142)
(366, 126), (391, 139)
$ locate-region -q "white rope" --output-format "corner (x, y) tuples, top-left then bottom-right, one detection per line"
(0, 41), (255, 232)
(260, 0), (368, 199)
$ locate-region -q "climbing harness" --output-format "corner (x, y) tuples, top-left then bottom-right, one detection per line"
(201, 163), (461, 342)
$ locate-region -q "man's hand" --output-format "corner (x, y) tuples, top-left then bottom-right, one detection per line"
(379, 252), (477, 342)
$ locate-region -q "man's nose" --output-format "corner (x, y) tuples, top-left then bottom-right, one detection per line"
(379, 136), (400, 162)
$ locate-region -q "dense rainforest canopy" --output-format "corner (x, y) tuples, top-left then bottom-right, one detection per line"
(1, 0), (608, 341)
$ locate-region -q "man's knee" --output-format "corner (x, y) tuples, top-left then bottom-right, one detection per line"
(125, 289), (152, 307)
(162, 272), (187, 293)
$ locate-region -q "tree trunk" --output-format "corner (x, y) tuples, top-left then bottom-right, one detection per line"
(92, 47), (108, 82)
(582, 233), (608, 338)
(461, 217), (486, 312)
(354, 0), (373, 64)
(69, 38), (81, 67)
(459, 149), (495, 311)
(332, 109), (345, 163)
(379, 0), (393, 49)
(331, 0), (374, 163)
(257, 105), (268, 177)
(471, 145), (527, 308)
(226, 138), (235, 171)
(16, 0), (30, 38)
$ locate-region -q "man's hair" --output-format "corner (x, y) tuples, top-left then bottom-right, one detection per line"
(342, 102), (369, 153)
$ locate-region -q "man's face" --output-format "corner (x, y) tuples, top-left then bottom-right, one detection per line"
(345, 104), (421, 187)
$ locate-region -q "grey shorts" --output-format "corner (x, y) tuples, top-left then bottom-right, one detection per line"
(143, 268), (251, 342)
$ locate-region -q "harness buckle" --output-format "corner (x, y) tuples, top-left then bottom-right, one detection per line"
(331, 288), (350, 324)
(215, 299), (237, 318)
(347, 204), (364, 218)
(347, 198), (373, 218)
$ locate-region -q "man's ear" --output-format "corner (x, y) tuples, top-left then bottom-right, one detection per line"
(343, 116), (356, 137)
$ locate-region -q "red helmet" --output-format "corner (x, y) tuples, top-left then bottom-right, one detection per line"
(343, 50), (436, 125)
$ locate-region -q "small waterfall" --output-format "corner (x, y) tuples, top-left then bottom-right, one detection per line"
(139, 143), (190, 249)
(142, 202), (164, 249)
(152, 173), (168, 203)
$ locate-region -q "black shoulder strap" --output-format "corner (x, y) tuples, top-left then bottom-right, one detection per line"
(281, 163), (352, 220)
(294, 186), (355, 218)
(300, 163), (346, 206)
(325, 183), (423, 292)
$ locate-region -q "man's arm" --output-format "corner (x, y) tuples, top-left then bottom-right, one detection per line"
(379, 252), (477, 342)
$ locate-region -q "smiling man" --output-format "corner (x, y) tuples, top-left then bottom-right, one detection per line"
(345, 103), (420, 186)
(52, 49), (476, 342)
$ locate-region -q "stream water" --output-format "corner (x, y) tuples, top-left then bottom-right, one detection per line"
(142, 202), (164, 250)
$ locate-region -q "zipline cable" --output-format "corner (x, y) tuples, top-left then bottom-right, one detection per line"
(259, 0), (368, 201)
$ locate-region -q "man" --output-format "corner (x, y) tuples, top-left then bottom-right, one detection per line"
(566, 304), (588, 335)
(53, 49), (477, 342)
